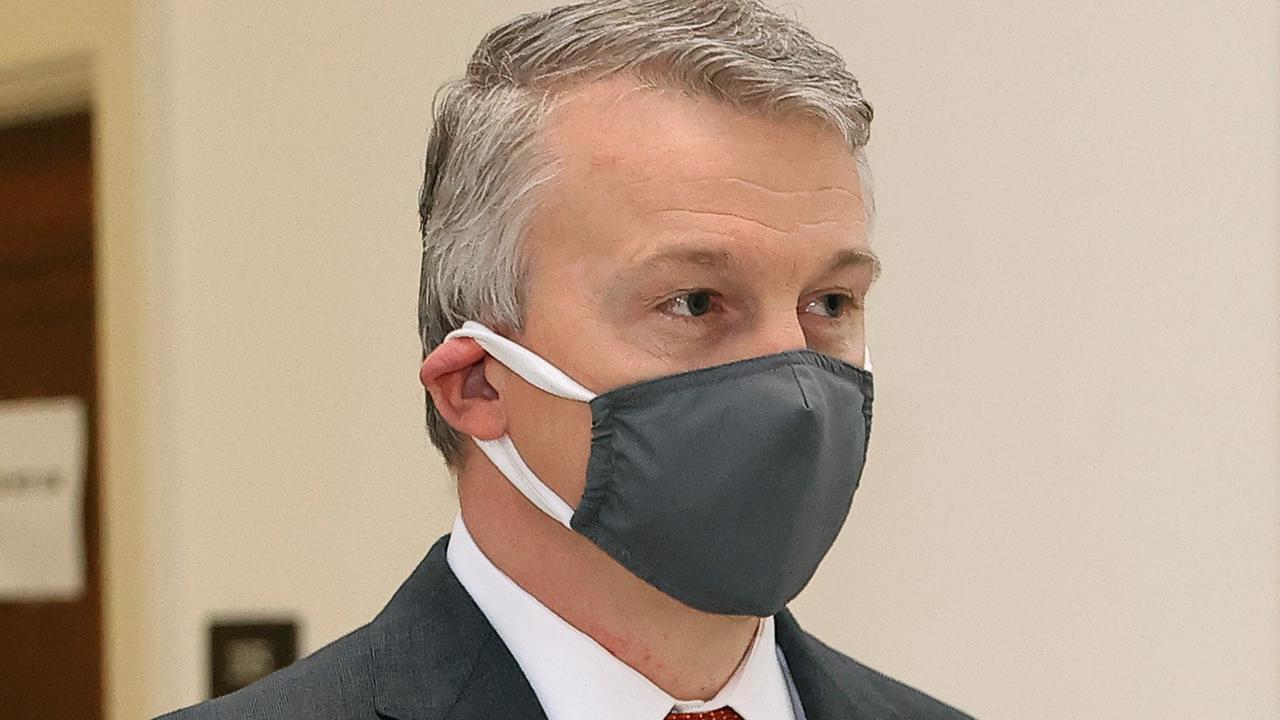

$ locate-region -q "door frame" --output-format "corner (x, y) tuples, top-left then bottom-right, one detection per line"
(0, 50), (150, 720)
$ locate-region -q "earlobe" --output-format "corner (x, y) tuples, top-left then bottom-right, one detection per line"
(420, 338), (507, 441)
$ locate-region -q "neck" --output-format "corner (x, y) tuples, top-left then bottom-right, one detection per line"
(457, 468), (759, 701)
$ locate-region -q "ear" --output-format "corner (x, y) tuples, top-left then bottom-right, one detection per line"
(420, 337), (507, 441)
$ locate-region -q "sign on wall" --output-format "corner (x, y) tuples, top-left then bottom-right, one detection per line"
(0, 397), (87, 601)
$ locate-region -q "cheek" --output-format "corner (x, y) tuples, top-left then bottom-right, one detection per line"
(502, 374), (594, 506)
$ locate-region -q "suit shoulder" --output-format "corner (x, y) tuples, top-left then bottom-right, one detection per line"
(155, 622), (377, 720)
(799, 632), (975, 719)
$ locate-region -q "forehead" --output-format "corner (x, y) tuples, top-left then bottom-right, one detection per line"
(540, 77), (866, 219)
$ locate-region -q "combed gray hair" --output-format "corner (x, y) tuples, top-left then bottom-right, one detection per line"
(419, 0), (874, 467)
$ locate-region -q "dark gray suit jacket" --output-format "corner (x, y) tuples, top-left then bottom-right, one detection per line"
(159, 536), (973, 719)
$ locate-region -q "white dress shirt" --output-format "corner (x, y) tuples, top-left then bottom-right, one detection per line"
(446, 514), (799, 720)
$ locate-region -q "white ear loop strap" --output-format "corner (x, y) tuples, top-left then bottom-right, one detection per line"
(444, 321), (597, 402)
(443, 320), (871, 391)
(440, 321), (595, 527)
(472, 436), (575, 526)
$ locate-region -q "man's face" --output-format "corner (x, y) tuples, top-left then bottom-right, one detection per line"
(483, 77), (875, 507)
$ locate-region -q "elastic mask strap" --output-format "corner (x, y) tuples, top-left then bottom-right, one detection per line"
(439, 321), (593, 528)
(443, 321), (597, 402)
(473, 437), (575, 526)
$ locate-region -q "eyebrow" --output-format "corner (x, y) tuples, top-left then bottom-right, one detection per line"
(600, 246), (739, 309)
(823, 248), (883, 283)
(613, 243), (882, 298)
(629, 246), (740, 274)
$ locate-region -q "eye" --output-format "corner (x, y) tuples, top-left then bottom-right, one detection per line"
(803, 292), (857, 319)
(661, 290), (716, 317)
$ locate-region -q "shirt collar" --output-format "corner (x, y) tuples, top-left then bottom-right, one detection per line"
(446, 514), (796, 720)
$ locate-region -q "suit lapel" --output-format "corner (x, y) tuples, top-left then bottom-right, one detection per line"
(775, 610), (857, 720)
(369, 536), (547, 720)
(775, 610), (903, 720)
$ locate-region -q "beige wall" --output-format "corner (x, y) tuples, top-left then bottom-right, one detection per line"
(10, 0), (1272, 717)
(795, 3), (1280, 718)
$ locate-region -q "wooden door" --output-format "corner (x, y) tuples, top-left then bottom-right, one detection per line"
(0, 112), (102, 720)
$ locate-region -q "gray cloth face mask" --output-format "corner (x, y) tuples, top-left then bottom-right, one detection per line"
(444, 321), (874, 617)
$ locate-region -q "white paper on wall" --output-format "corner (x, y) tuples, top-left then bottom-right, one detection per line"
(0, 396), (88, 601)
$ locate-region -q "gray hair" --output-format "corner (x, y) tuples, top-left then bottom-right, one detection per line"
(419, 0), (874, 467)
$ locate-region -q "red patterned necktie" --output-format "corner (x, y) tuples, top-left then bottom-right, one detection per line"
(665, 708), (744, 720)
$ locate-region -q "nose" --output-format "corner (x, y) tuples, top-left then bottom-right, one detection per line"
(744, 312), (809, 358)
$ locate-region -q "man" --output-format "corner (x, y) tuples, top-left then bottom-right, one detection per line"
(162, 1), (973, 718)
